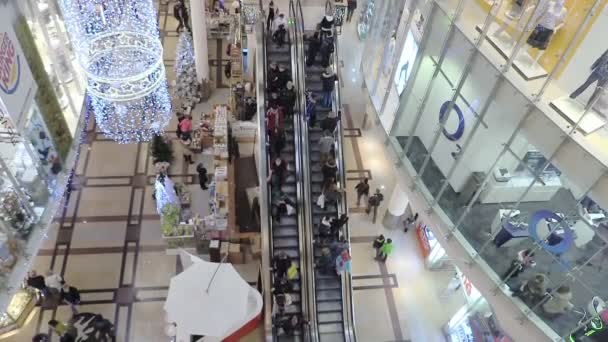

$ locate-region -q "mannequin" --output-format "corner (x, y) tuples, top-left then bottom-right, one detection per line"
(525, 0), (567, 65)
(570, 50), (608, 110)
(492, 0), (532, 38)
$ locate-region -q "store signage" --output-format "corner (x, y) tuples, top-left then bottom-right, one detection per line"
(529, 210), (574, 258)
(439, 101), (465, 141)
(0, 32), (20, 94)
(0, 17), (35, 126)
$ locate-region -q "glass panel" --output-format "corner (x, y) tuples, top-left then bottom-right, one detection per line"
(510, 0), (595, 98)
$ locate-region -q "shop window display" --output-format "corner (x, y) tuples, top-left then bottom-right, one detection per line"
(357, 0), (375, 40)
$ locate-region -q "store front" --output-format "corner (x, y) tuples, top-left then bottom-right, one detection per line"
(413, 218), (512, 341)
(0, 0), (86, 316)
(363, 0), (608, 340)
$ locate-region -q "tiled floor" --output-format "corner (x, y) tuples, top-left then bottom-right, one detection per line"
(6, 4), (480, 342)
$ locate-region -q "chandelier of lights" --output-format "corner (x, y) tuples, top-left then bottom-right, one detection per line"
(57, 0), (171, 143)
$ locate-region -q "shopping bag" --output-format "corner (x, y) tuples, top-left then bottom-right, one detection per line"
(316, 193), (325, 208)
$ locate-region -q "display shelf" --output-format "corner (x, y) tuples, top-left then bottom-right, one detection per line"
(415, 222), (431, 258)
(550, 97), (607, 135)
(475, 24), (548, 81)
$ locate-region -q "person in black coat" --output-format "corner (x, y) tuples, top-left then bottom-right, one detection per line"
(281, 81), (297, 117)
(174, 0), (191, 32)
(320, 68), (338, 107)
(61, 283), (81, 315)
(306, 31), (321, 67)
(319, 35), (335, 68)
(196, 163), (208, 190)
(273, 252), (291, 279)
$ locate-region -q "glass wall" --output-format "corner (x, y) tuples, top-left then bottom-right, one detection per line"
(0, 0), (85, 309)
(366, 0), (608, 339)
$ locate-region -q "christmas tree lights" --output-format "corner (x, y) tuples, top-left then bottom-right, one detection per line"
(173, 32), (201, 114)
(57, 0), (171, 143)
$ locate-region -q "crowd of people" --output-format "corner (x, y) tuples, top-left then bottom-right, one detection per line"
(26, 270), (115, 341)
(272, 251), (305, 335)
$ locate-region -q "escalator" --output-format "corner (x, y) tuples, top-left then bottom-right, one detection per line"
(295, 0), (356, 339)
(257, 0), (310, 340)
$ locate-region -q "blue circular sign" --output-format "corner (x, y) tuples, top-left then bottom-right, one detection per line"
(439, 101), (465, 141)
(528, 210), (574, 255)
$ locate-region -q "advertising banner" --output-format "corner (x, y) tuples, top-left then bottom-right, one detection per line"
(0, 17), (36, 125)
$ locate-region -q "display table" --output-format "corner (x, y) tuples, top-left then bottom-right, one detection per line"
(0, 289), (37, 337)
(415, 223), (434, 258)
(476, 23), (548, 81)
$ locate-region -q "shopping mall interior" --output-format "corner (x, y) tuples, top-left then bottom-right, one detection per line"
(0, 0), (608, 341)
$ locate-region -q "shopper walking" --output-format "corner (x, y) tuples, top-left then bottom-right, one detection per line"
(179, 115), (193, 139)
(355, 178), (370, 206)
(180, 136), (194, 164)
(321, 67), (338, 107)
(377, 238), (394, 262)
(502, 248), (536, 280)
(27, 271), (48, 297)
(404, 212), (419, 233)
(269, 127), (286, 158)
(196, 163), (209, 190)
(48, 319), (75, 340)
(44, 270), (63, 292)
(346, 0), (357, 22)
(513, 273), (548, 305)
(318, 130), (334, 166)
(542, 285), (574, 317)
(366, 189), (384, 223)
(174, 0), (191, 32)
(61, 283), (81, 315)
(267, 1), (276, 32)
(373, 234), (385, 258)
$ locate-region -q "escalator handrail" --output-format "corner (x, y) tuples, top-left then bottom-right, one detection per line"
(330, 23), (358, 342)
(293, 0), (320, 340)
(255, 1), (274, 341)
(285, 1), (313, 341)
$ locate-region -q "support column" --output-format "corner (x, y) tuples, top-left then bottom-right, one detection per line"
(246, 32), (256, 82)
(382, 182), (409, 229)
(191, 0), (209, 82)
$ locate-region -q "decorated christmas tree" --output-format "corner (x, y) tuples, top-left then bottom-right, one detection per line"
(150, 134), (174, 164)
(173, 32), (203, 111)
(0, 190), (33, 238)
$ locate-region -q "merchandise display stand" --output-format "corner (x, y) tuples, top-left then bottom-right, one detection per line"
(476, 24), (548, 81)
(415, 222), (432, 258)
(550, 97), (607, 135)
(207, 12), (235, 39)
(0, 289), (37, 337)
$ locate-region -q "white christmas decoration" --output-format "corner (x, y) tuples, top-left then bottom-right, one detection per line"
(155, 174), (180, 215)
(173, 32), (201, 114)
(57, 0), (171, 143)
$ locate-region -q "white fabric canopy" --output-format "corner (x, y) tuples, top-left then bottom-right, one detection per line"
(164, 254), (251, 338)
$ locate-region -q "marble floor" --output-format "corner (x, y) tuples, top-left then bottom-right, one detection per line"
(4, 4), (476, 342)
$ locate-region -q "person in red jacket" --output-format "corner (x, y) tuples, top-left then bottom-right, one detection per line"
(266, 104), (284, 134)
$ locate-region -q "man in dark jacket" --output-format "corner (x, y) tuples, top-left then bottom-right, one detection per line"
(306, 32), (321, 67)
(196, 163), (208, 190)
(61, 283), (81, 314)
(319, 36), (335, 68)
(273, 252), (291, 279)
(281, 81), (297, 117)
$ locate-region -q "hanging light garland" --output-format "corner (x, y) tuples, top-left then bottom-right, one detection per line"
(57, 0), (171, 143)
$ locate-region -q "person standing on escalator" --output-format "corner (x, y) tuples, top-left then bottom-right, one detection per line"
(267, 1), (276, 31)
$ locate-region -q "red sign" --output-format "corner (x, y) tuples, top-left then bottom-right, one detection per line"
(0, 33), (21, 95)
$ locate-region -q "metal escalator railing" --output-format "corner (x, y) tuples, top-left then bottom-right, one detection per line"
(255, 3), (273, 341)
(291, 1), (319, 341)
(331, 19), (357, 342)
